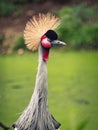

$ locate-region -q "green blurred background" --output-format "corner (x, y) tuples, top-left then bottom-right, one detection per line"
(0, 0), (98, 130)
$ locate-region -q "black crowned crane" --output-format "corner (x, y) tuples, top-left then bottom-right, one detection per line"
(13, 13), (66, 130)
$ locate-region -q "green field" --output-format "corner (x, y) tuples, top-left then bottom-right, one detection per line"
(0, 51), (98, 130)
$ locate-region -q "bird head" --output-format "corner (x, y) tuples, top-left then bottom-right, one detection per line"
(41, 30), (66, 61)
(24, 13), (66, 61)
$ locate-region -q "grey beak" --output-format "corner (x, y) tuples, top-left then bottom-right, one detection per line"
(51, 40), (66, 46)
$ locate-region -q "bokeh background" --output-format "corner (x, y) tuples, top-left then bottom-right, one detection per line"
(0, 0), (98, 130)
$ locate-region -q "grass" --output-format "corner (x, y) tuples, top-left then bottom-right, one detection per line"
(0, 50), (98, 130)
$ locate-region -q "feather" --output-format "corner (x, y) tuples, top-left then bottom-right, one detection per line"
(24, 13), (60, 51)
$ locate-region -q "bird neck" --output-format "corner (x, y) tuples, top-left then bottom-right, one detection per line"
(34, 45), (48, 93)
(38, 44), (45, 62)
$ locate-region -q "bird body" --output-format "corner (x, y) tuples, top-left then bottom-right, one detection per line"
(13, 13), (66, 130)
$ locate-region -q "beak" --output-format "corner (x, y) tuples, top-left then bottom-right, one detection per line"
(51, 40), (66, 46)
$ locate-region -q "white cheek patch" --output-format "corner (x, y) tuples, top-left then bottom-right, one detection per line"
(43, 38), (48, 43)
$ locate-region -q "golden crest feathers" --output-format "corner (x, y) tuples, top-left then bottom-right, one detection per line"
(24, 13), (60, 51)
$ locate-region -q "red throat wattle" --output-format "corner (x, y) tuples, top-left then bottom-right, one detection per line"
(41, 35), (51, 61)
(43, 49), (50, 61)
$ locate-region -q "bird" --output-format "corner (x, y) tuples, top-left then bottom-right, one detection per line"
(13, 13), (66, 130)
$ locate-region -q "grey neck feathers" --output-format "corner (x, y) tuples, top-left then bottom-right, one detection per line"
(34, 45), (48, 95)
(13, 44), (61, 130)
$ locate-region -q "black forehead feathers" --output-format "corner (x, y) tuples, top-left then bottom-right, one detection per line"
(45, 30), (58, 40)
